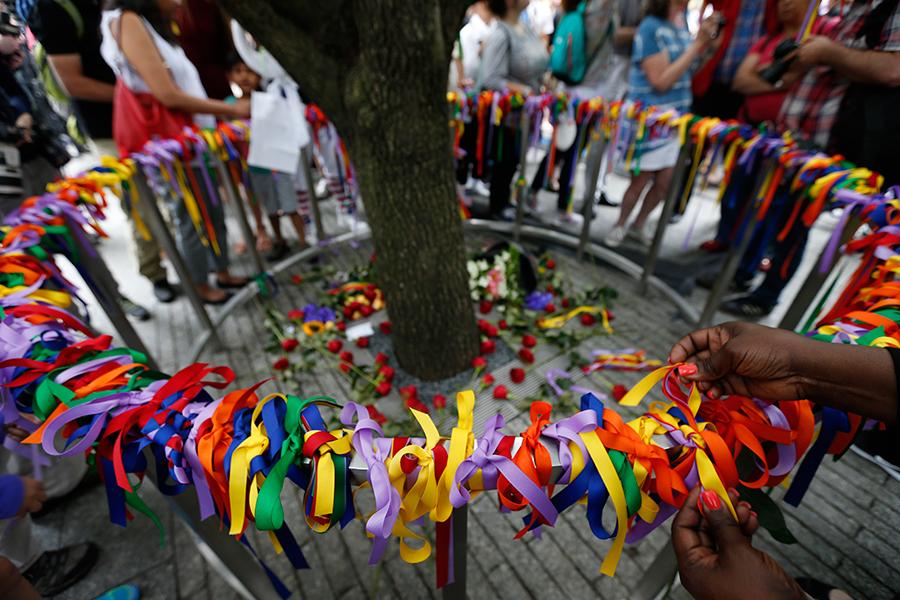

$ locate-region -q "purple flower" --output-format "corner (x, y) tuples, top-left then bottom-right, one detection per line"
(302, 303), (336, 323)
(525, 291), (553, 311)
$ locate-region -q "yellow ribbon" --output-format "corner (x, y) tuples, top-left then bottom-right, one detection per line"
(579, 430), (629, 576)
(304, 428), (353, 532)
(431, 391), (474, 523)
(227, 394), (278, 535)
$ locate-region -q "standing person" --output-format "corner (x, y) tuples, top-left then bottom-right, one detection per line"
(23, 0), (178, 305)
(531, 0), (616, 224)
(477, 0), (549, 220)
(100, 0), (250, 305)
(172, 0), (231, 100)
(521, 0), (555, 47)
(603, 0), (720, 247)
(460, 1), (497, 84)
(732, 0), (829, 126)
(225, 53), (306, 261)
(692, 0), (778, 120)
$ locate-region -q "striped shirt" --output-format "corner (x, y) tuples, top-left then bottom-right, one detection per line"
(627, 16), (695, 112)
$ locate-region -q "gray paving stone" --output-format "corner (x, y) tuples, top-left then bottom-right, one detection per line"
(865, 499), (900, 554)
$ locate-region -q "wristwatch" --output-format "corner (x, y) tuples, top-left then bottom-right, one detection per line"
(774, 79), (784, 90)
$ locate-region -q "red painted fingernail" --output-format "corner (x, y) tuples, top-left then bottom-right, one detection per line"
(751, 511), (758, 519)
(678, 363), (698, 377)
(701, 490), (722, 511)
(727, 487), (738, 496)
(738, 501), (751, 510)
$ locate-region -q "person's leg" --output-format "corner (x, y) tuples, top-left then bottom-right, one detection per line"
(190, 162), (244, 288)
(614, 171), (654, 227)
(244, 170), (272, 252)
(288, 212), (307, 246)
(488, 125), (518, 216)
(632, 166), (673, 230)
(268, 214), (285, 245)
(555, 141), (578, 214)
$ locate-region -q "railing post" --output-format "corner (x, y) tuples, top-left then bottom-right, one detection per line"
(513, 109), (531, 243)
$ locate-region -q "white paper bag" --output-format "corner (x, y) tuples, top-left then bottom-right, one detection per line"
(247, 84), (310, 174)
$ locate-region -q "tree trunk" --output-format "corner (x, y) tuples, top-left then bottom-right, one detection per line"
(219, 0), (480, 380)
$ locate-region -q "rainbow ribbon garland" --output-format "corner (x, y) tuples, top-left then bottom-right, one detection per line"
(0, 93), (897, 596)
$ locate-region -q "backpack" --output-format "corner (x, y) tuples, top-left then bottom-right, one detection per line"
(549, 2), (589, 85)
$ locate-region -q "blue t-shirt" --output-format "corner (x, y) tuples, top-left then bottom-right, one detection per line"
(626, 16), (694, 112)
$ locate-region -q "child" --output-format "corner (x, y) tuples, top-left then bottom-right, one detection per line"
(225, 53), (306, 261)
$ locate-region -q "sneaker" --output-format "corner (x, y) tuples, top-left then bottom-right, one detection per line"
(721, 295), (774, 317)
(494, 206), (517, 221)
(119, 296), (150, 321)
(473, 180), (491, 197)
(627, 224), (653, 245)
(266, 240), (290, 262)
(152, 279), (176, 303)
(95, 584), (141, 600)
(604, 225), (627, 248)
(23, 542), (99, 596)
(555, 212), (584, 227)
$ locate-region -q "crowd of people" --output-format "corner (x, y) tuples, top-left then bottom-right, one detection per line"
(453, 0), (900, 318)
(0, 0), (897, 599)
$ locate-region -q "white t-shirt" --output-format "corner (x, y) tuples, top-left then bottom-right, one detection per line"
(99, 9), (215, 129)
(521, 0), (555, 37)
(459, 14), (497, 80)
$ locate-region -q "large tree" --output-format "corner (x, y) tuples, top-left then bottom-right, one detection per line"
(219, 0), (479, 380)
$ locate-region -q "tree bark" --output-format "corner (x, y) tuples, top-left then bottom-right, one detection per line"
(219, 0), (480, 380)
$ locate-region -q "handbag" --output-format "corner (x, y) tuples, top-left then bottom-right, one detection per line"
(109, 14), (191, 156)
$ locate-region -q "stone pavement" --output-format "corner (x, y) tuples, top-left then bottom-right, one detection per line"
(34, 151), (900, 600)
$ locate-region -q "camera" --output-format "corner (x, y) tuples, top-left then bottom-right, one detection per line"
(759, 39), (800, 85)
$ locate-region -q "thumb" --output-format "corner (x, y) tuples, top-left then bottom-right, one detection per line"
(700, 490), (747, 550)
(693, 345), (734, 382)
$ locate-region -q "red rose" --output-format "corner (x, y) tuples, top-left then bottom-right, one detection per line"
(482, 373), (495, 386)
(546, 259), (556, 270)
(499, 319), (508, 330)
(343, 306), (354, 318)
(485, 325), (499, 338)
(339, 362), (351, 373)
(580, 313), (597, 326)
(544, 303), (556, 313)
(493, 385), (509, 400)
(546, 284), (555, 293)
(612, 384), (628, 401)
(339, 351), (354, 363)
(399, 385), (418, 399)
(287, 309), (303, 321)
(480, 339), (496, 355)
(361, 305), (373, 317)
(378, 365), (395, 382)
(272, 357), (289, 371)
(410, 400), (430, 413)
(472, 357), (487, 370)
(376, 381), (392, 397)
(326, 339), (343, 353)
(364, 288), (377, 301)
(522, 334), (537, 348)
(561, 298), (570, 308)
(366, 404), (387, 425)
(606, 310), (615, 322)
(280, 338), (299, 352)
(375, 352), (390, 365)
(336, 321), (347, 332)
(510, 367), (526, 384)
(291, 274), (304, 284)
(355, 336), (370, 348)
(379, 321), (392, 334)
(479, 300), (493, 314)
(477, 319), (490, 332)
(518, 348), (535, 364)
(433, 394), (448, 409)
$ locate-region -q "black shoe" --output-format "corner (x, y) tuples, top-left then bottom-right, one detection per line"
(696, 275), (752, 293)
(721, 295), (774, 318)
(32, 469), (101, 520)
(152, 279), (177, 303)
(596, 192), (619, 207)
(23, 542), (99, 596)
(119, 296), (151, 321)
(266, 240), (290, 262)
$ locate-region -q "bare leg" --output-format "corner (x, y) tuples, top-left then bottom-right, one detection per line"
(268, 213), (286, 245)
(288, 212), (308, 247)
(632, 167), (674, 229)
(615, 172), (654, 227)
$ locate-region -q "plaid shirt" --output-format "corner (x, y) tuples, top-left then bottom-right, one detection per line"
(779, 0), (900, 148)
(715, 0), (767, 82)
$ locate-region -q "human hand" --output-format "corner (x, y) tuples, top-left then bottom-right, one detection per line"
(697, 13), (723, 48)
(673, 486), (806, 600)
(668, 322), (813, 401)
(14, 112), (32, 143)
(3, 422), (31, 443)
(230, 97), (251, 119)
(793, 35), (838, 69)
(17, 477), (47, 517)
